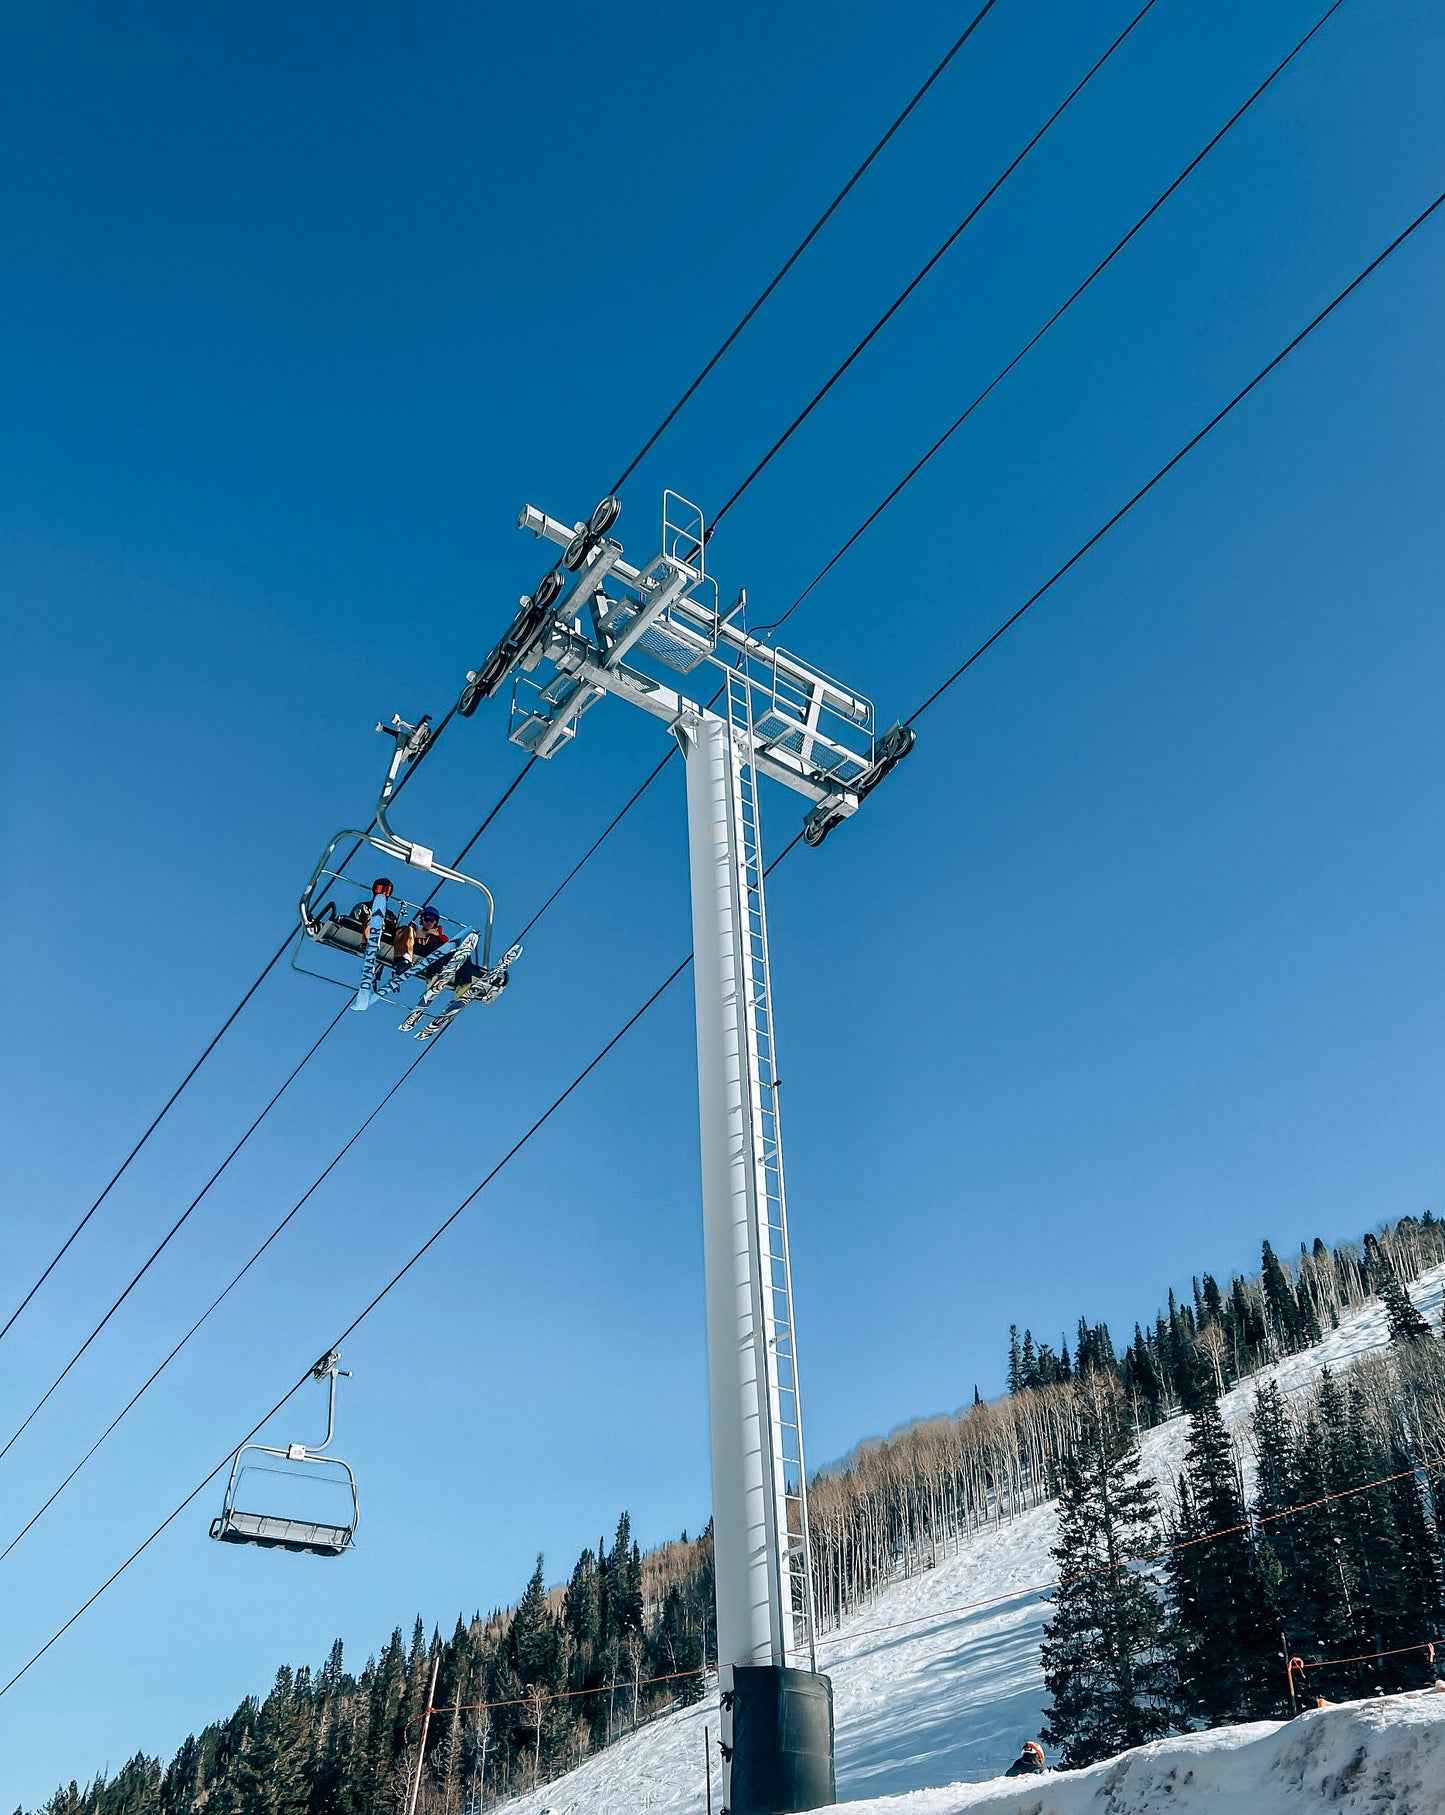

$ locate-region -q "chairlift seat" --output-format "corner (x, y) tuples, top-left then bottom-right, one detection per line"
(210, 1508), (354, 1557)
(309, 914), (396, 964)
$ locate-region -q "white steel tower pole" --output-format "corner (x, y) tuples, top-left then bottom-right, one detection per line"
(488, 491), (912, 1812)
(687, 710), (790, 1673)
(684, 693), (822, 1807)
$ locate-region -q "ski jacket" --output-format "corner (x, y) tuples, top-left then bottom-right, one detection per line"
(408, 920), (450, 956)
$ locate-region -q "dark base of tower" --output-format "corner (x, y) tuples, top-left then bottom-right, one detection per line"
(725, 1665), (836, 1814)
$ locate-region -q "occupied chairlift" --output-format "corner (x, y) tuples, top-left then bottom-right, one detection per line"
(211, 1353), (359, 1557)
(294, 714), (520, 1037)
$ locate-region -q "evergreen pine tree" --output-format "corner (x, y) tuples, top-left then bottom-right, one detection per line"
(1259, 1374), (1357, 1671)
(1330, 1386), (1439, 1692)
(1260, 1241), (1305, 1354)
(1124, 1325), (1162, 1427)
(1039, 1377), (1171, 1767)
(510, 1558), (563, 1692)
(606, 1515), (644, 1636)
(1166, 1389), (1281, 1724)
(1380, 1276), (1432, 1345)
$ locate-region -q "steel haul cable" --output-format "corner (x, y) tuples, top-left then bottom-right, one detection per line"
(0, 717), (454, 1353)
(904, 188), (1445, 729)
(608, 0), (1000, 493)
(471, 0), (1359, 892)
(4, 6), (997, 1347)
(0, 774), (655, 1556)
(0, 0), (1230, 1372)
(0, 931), (294, 1347)
(760, 0), (1350, 639)
(0, 1042), (435, 1565)
(0, 1004), (351, 1466)
(2, 189), (1438, 1691)
(0, 758), (553, 1530)
(0, 72), (994, 1488)
(4, 0), (1046, 1390)
(708, 0), (1161, 532)
(0, 954), (692, 1699)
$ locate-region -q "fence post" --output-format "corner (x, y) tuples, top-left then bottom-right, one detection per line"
(407, 1656), (442, 1815)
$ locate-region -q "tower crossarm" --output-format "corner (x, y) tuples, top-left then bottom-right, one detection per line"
(503, 493), (914, 839)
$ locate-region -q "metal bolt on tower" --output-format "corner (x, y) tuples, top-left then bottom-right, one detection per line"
(464, 491), (914, 1814)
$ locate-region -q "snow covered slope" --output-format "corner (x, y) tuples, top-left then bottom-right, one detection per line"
(501, 1263), (1445, 1815)
(838, 1694), (1445, 1814)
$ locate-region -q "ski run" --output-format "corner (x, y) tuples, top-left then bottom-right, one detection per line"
(498, 1262), (1445, 1815)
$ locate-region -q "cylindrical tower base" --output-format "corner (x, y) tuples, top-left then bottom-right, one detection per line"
(726, 1666), (836, 1815)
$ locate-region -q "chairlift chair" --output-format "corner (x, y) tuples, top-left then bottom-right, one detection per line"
(211, 1353), (359, 1558)
(293, 715), (520, 1032)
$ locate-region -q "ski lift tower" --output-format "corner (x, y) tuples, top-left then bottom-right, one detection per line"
(464, 492), (913, 1815)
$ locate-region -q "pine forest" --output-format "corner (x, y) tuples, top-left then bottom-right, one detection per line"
(29, 1212), (1445, 1813)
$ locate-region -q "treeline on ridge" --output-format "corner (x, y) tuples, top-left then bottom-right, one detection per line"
(810, 1214), (1445, 1625)
(29, 1213), (1445, 1814)
(1042, 1266), (1445, 1764)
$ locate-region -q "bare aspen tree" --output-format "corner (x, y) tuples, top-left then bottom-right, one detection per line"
(625, 1630), (645, 1728)
(525, 1683), (547, 1785)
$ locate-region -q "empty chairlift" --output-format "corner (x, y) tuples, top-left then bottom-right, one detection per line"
(211, 1353), (358, 1558)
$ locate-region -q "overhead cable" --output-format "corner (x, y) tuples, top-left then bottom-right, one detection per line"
(0, 737), (656, 1555)
(762, 0), (1350, 638)
(471, 0), (1357, 923)
(0, 742), (524, 1469)
(33, 145), (1426, 1527)
(0, 1004), (350, 1468)
(905, 188), (1445, 727)
(0, 956), (693, 1699)
(2, 1), (1014, 1341)
(0, 712), (458, 1352)
(0, 734), (662, 1557)
(0, 931), (293, 1348)
(707, 0), (1161, 531)
(608, 0), (1000, 494)
(0, 1042), (437, 1565)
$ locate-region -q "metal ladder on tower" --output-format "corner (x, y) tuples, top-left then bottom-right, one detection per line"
(726, 665), (820, 1672)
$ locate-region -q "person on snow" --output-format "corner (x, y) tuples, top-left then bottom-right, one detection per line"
(1004, 1741), (1046, 1777)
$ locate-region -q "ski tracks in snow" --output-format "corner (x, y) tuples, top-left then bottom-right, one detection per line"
(498, 1263), (1445, 1814)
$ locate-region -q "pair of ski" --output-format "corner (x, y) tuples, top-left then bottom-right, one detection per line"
(398, 933), (520, 1041)
(350, 892), (468, 1023)
(351, 891), (518, 1036)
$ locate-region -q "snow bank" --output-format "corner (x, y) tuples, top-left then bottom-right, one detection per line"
(501, 1263), (1445, 1815)
(836, 1692), (1445, 1813)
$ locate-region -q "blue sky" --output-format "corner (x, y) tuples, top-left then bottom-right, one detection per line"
(2, 0), (1442, 1802)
